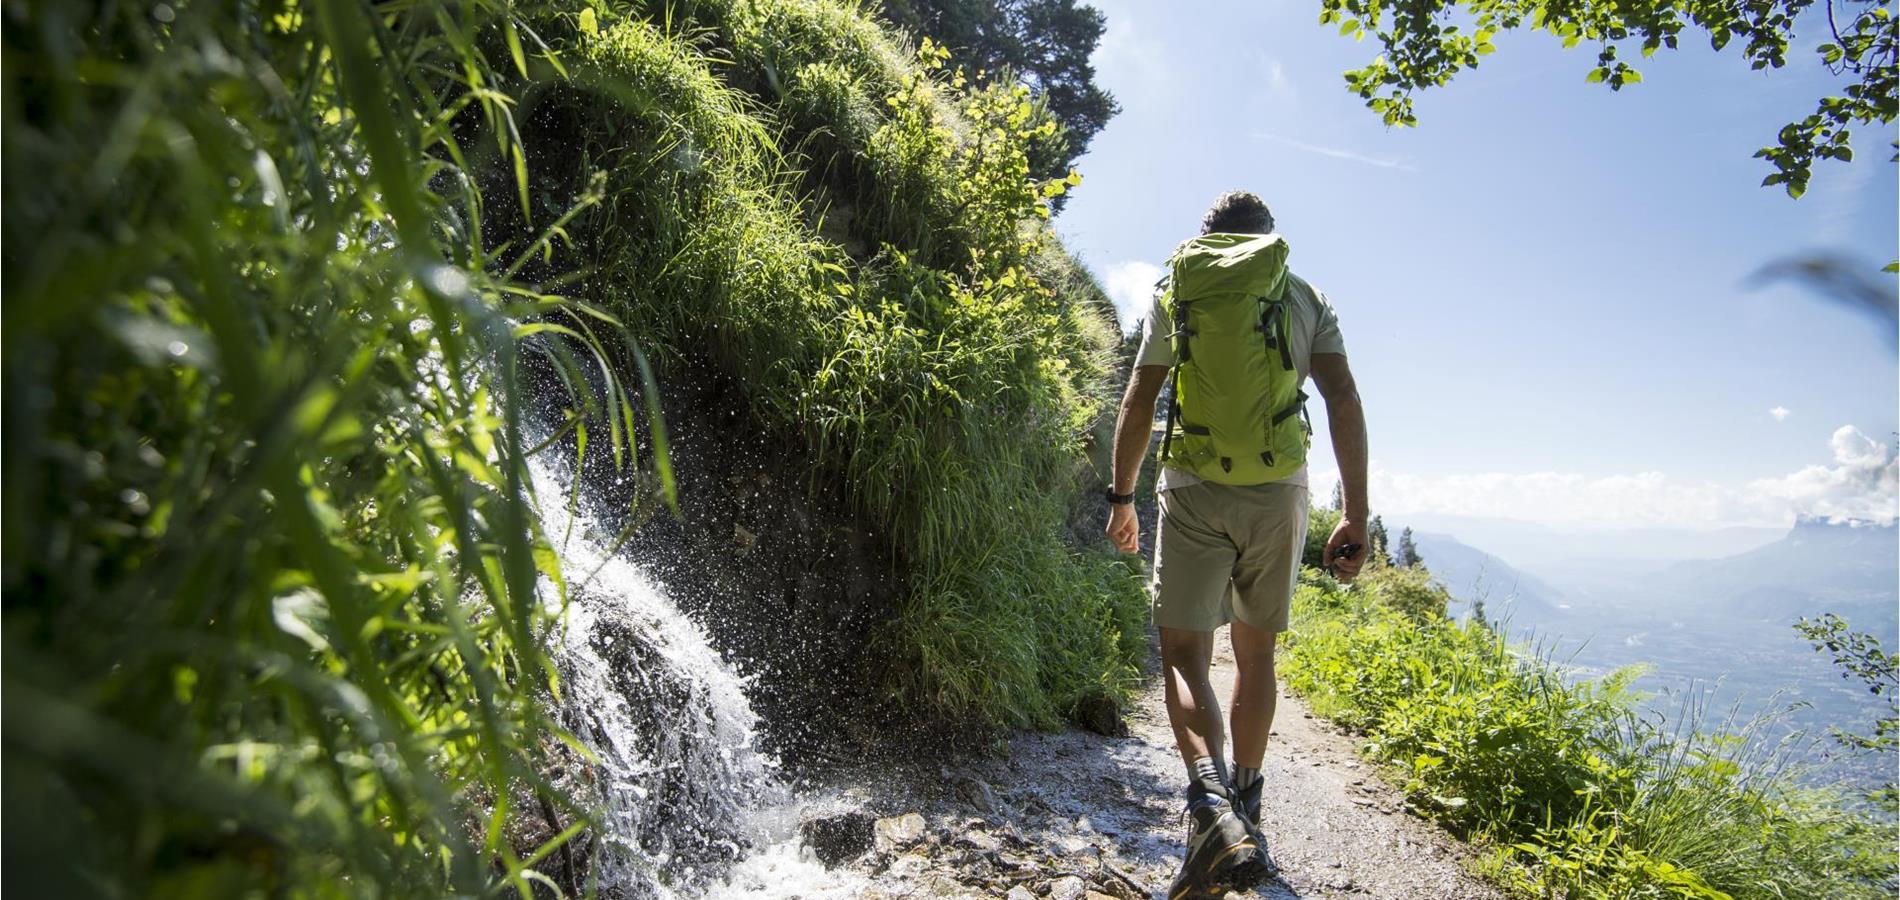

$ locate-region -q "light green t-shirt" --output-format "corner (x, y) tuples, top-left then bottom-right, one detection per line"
(1134, 268), (1347, 492)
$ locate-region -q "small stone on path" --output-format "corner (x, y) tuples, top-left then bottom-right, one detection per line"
(1050, 875), (1088, 900)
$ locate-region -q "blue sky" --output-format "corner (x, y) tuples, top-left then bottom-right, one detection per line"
(1061, 0), (1899, 530)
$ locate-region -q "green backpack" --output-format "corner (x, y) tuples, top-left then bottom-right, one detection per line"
(1155, 233), (1310, 485)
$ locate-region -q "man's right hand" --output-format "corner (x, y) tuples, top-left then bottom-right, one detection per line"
(1106, 503), (1139, 554)
(1324, 517), (1368, 583)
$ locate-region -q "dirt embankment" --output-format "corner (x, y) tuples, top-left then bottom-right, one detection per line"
(765, 628), (1502, 899)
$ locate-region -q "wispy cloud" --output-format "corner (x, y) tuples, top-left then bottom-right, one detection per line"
(1101, 261), (1163, 334)
(1309, 425), (1898, 528)
(1260, 56), (1295, 100)
(1090, 4), (1171, 105)
(1769, 406), (1791, 422)
(1251, 132), (1418, 172)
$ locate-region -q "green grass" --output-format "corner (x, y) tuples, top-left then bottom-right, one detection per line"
(1282, 563), (1899, 899)
(507, 2), (1147, 728)
(4, 0), (1144, 893)
(2, 1), (659, 895)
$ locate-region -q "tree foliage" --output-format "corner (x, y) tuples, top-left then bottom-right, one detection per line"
(1795, 613), (1898, 808)
(878, 0), (1120, 192)
(1319, 0), (1897, 198)
(1396, 526), (1423, 568)
(1367, 513), (1392, 565)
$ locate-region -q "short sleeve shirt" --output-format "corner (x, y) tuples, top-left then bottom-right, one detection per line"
(1134, 268), (1347, 491)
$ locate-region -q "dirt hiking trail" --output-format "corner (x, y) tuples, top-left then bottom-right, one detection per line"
(751, 626), (1503, 899)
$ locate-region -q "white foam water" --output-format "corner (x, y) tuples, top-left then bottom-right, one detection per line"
(527, 455), (866, 898)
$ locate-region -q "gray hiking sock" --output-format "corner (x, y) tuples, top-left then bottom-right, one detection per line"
(1232, 764), (1262, 790)
(1187, 756), (1230, 805)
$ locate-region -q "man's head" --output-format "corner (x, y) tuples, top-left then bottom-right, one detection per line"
(1200, 191), (1274, 235)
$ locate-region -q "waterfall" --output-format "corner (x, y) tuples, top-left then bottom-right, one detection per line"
(526, 454), (867, 898)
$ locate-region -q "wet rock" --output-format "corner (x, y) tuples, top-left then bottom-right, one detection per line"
(1073, 690), (1128, 737)
(1085, 893), (1119, 900)
(954, 829), (1000, 852)
(1050, 875), (1088, 900)
(1006, 887), (1037, 900)
(799, 810), (874, 867)
(875, 812), (928, 849)
(955, 775), (997, 813)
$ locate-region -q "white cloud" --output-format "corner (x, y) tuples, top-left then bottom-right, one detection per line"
(1770, 406), (1791, 421)
(1310, 425), (1898, 528)
(1748, 425), (1900, 523)
(1101, 260), (1163, 334)
(1251, 132), (1418, 172)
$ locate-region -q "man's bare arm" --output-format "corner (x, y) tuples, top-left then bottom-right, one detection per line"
(1105, 365), (1168, 553)
(1310, 352), (1368, 578)
(1112, 366), (1169, 493)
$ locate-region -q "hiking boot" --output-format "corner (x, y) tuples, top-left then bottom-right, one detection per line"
(1228, 777), (1280, 880)
(1232, 775), (1263, 829)
(1167, 795), (1268, 899)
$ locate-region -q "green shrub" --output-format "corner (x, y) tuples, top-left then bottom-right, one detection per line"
(1283, 571), (1899, 899)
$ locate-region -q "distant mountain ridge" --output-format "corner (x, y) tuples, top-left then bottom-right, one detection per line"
(1654, 516), (1897, 621)
(1408, 532), (1564, 619)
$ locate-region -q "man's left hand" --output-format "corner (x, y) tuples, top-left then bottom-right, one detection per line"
(1106, 503), (1139, 553)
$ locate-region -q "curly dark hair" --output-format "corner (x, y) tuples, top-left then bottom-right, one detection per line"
(1200, 191), (1274, 235)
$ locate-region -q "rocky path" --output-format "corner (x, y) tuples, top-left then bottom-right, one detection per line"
(733, 627), (1502, 899)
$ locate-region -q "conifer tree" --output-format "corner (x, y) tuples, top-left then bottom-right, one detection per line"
(1367, 515), (1391, 567)
(1396, 527), (1422, 569)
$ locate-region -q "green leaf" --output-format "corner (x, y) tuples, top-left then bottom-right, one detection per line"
(578, 7), (598, 36)
(504, 20), (528, 77)
(1622, 68), (1642, 84)
(1585, 67), (1606, 83)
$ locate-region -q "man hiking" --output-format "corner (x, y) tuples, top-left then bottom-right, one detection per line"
(1104, 191), (1369, 898)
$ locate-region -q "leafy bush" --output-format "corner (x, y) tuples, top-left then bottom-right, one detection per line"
(1283, 571), (1899, 899)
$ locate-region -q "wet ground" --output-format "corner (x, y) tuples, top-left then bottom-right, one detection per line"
(722, 627), (1501, 899)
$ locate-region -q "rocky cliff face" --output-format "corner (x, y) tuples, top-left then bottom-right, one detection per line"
(527, 343), (915, 764)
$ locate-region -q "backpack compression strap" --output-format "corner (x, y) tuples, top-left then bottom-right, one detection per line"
(1254, 280), (1304, 467)
(1160, 292), (1194, 462)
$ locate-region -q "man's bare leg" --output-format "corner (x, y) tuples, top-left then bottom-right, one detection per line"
(1159, 626), (1224, 769)
(1228, 618), (1278, 770)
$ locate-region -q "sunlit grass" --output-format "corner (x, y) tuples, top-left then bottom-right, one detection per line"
(4, 0), (1144, 893)
(3, 1), (659, 894)
(1283, 566), (1899, 899)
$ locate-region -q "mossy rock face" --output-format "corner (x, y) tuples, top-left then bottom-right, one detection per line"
(499, 1), (1147, 732)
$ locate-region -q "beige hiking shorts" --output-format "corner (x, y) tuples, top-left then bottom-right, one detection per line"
(1151, 481), (1310, 633)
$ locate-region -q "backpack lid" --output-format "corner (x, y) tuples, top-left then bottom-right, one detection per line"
(1171, 233), (1290, 301)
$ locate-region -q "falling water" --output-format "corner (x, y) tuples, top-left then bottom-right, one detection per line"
(526, 453), (867, 898)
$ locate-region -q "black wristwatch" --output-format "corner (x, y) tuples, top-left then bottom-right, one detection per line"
(1104, 487), (1136, 506)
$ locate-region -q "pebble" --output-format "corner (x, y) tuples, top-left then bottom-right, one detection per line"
(1006, 887), (1036, 900)
(1050, 875), (1088, 900)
